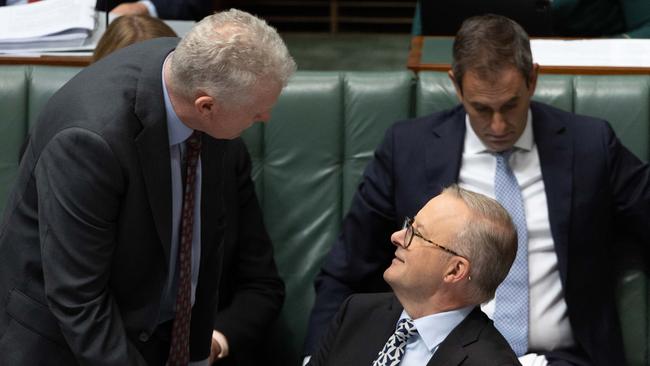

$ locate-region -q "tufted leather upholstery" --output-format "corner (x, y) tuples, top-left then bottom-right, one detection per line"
(0, 66), (647, 365)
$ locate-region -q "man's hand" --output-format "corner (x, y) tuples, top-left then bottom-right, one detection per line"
(208, 330), (229, 364)
(208, 336), (221, 364)
(110, 2), (149, 16)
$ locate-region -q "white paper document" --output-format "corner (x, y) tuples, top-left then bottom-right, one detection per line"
(531, 39), (650, 68)
(0, 7), (195, 56)
(0, 0), (96, 52)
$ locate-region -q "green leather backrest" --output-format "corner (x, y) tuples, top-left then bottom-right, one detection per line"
(28, 67), (84, 131)
(0, 66), (84, 215)
(0, 66), (28, 216)
(241, 71), (414, 364)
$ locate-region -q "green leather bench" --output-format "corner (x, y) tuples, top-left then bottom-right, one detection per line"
(0, 65), (648, 365)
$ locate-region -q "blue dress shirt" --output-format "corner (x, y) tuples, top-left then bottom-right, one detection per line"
(159, 57), (202, 324)
(400, 305), (474, 365)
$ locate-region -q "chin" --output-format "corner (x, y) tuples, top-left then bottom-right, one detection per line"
(224, 130), (244, 140)
(383, 266), (397, 285)
(207, 131), (240, 140)
(486, 142), (513, 152)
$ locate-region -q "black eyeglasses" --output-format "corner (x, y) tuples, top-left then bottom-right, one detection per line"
(401, 217), (464, 258)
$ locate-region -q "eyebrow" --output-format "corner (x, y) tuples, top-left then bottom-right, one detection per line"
(470, 95), (520, 110)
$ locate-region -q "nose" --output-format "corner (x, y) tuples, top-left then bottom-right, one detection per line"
(490, 113), (508, 134)
(390, 229), (405, 248)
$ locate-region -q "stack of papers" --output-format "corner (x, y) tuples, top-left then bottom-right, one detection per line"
(531, 39), (650, 68)
(0, 0), (97, 54)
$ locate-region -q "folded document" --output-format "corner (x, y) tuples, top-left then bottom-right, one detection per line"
(0, 0), (96, 53)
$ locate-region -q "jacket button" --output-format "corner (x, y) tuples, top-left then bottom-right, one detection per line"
(138, 332), (150, 342)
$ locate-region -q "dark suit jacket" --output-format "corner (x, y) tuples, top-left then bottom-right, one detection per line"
(96, 0), (215, 21)
(306, 102), (650, 366)
(0, 38), (281, 365)
(308, 293), (520, 366)
(215, 139), (284, 366)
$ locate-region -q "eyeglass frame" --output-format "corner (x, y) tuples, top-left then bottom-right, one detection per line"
(401, 216), (465, 258)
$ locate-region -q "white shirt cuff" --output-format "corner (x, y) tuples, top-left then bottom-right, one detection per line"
(519, 353), (549, 366)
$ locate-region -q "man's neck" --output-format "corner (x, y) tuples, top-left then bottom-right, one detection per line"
(163, 57), (196, 129)
(396, 290), (469, 320)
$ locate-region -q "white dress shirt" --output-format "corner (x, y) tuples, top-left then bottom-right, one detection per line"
(458, 110), (576, 365)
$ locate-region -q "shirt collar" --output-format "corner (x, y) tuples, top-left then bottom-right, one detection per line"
(163, 54), (193, 147)
(400, 305), (474, 352)
(463, 108), (534, 155)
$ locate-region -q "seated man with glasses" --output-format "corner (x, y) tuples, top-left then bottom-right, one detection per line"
(308, 185), (521, 366)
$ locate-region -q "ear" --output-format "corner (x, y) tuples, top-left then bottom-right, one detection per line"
(443, 256), (470, 284)
(448, 70), (463, 101)
(527, 63), (540, 97)
(194, 94), (217, 118)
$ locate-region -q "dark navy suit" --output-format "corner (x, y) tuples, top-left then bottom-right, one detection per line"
(308, 293), (520, 366)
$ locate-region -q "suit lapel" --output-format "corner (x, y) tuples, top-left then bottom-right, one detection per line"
(356, 295), (405, 364)
(426, 307), (486, 366)
(365, 296), (404, 360)
(134, 45), (175, 268)
(425, 107), (466, 195)
(530, 102), (572, 286)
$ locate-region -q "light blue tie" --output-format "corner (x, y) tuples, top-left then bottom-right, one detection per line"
(372, 318), (417, 366)
(493, 150), (529, 356)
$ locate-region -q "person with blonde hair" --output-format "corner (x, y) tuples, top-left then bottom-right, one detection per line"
(93, 14), (177, 62)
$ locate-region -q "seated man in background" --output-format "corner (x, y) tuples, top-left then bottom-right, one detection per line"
(0, 0), (214, 21)
(97, 0), (215, 21)
(305, 14), (650, 366)
(309, 185), (520, 366)
(93, 14), (177, 62)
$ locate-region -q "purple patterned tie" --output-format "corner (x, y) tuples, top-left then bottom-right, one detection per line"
(168, 131), (202, 366)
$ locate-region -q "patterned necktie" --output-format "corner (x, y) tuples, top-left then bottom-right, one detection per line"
(492, 150), (529, 356)
(168, 131), (202, 366)
(372, 318), (417, 366)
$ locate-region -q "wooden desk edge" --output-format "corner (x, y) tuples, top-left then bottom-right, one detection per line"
(0, 55), (92, 67)
(406, 36), (424, 71)
(409, 63), (650, 75)
(407, 35), (650, 74)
